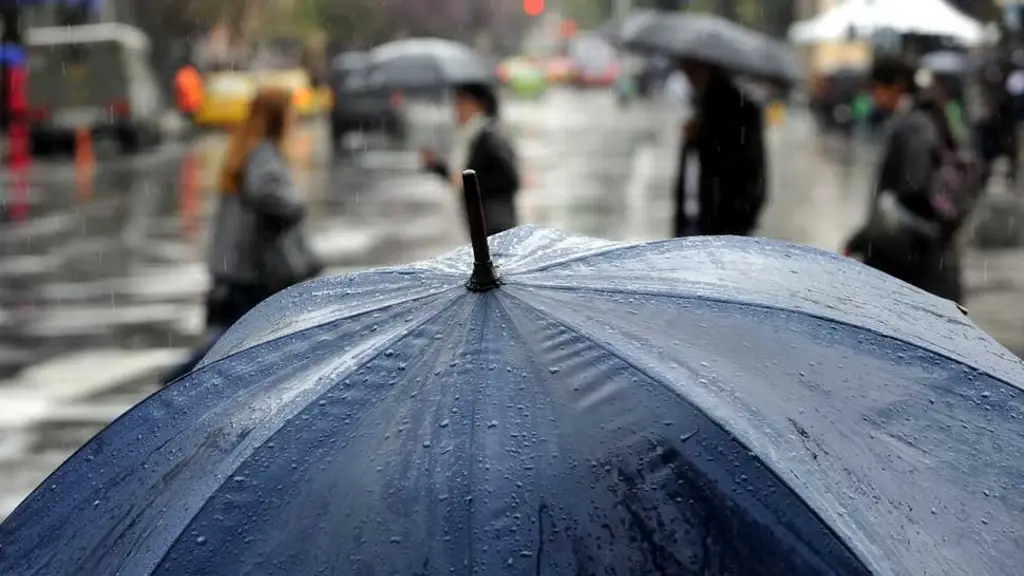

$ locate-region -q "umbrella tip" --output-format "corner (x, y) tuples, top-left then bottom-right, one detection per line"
(461, 170), (500, 291)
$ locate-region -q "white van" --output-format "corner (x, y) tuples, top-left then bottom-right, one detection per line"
(25, 23), (164, 154)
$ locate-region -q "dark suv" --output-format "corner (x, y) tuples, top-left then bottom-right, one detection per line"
(329, 52), (406, 147)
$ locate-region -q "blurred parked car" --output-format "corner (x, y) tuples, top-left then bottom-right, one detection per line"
(497, 56), (547, 98)
(566, 33), (619, 88)
(329, 51), (406, 146)
(25, 23), (164, 154)
(810, 66), (867, 134)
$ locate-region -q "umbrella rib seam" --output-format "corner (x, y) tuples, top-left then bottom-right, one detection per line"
(499, 288), (875, 573)
(501, 242), (645, 276)
(510, 282), (1024, 393)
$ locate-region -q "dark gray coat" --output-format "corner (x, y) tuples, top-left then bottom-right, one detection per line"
(207, 141), (320, 289)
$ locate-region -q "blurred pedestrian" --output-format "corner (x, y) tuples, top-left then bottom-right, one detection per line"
(673, 59), (766, 237)
(420, 83), (520, 236)
(974, 56), (1016, 181)
(162, 87), (322, 384)
(845, 56), (981, 303)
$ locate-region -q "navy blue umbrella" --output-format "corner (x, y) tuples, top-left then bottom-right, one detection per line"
(1, 173), (1023, 574)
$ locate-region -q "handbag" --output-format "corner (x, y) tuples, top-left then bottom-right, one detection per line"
(256, 222), (323, 291)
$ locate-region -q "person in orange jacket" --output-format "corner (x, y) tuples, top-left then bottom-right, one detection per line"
(174, 63), (205, 123)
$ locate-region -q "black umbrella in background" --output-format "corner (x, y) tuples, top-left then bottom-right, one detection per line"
(366, 37), (497, 90)
(621, 13), (803, 87)
(597, 9), (662, 45)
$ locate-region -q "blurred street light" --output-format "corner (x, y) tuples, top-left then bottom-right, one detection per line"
(524, 0), (544, 16)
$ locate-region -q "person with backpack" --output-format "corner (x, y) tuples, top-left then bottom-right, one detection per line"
(845, 56), (982, 303)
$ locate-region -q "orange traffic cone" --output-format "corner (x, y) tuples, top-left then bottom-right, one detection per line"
(74, 128), (94, 202)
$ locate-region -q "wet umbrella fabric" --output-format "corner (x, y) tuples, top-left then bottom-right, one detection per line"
(2, 227), (1023, 575)
(622, 14), (803, 86)
(366, 37), (496, 89)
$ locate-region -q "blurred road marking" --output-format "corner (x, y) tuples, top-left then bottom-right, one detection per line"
(0, 348), (185, 431)
(309, 227), (381, 261)
(357, 150), (420, 171)
(0, 348), (185, 403)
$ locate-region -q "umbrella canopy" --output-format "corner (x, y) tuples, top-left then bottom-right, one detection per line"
(597, 9), (662, 44)
(622, 14), (803, 86)
(788, 0), (985, 46)
(366, 37), (496, 90)
(1, 174), (1022, 574)
(920, 50), (970, 75)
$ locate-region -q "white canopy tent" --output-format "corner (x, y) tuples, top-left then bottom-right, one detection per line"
(788, 0), (987, 46)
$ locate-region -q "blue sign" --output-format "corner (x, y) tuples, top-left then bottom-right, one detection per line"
(0, 42), (26, 65)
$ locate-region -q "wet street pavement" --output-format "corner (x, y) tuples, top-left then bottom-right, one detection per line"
(2, 88), (1024, 519)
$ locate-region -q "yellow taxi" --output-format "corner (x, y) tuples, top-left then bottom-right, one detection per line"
(195, 69), (332, 127)
(194, 72), (256, 127)
(254, 69), (332, 117)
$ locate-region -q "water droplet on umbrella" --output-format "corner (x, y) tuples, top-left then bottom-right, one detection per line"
(439, 419), (450, 428)
(196, 536), (207, 545)
(549, 367), (560, 374)
(488, 420), (498, 428)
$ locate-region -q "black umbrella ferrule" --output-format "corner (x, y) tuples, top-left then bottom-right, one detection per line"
(461, 170), (500, 291)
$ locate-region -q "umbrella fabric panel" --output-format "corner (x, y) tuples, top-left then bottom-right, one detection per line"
(368, 56), (448, 89)
(508, 284), (1024, 576)
(367, 37), (497, 88)
(625, 15), (802, 85)
(1, 288), (866, 575)
(199, 268), (464, 366)
(507, 233), (1023, 386)
(158, 293), (865, 575)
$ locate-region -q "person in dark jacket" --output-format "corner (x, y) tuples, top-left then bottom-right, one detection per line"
(421, 83), (520, 236)
(673, 60), (766, 237)
(846, 56), (963, 303)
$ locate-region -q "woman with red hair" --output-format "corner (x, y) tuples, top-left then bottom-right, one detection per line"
(163, 87), (321, 384)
